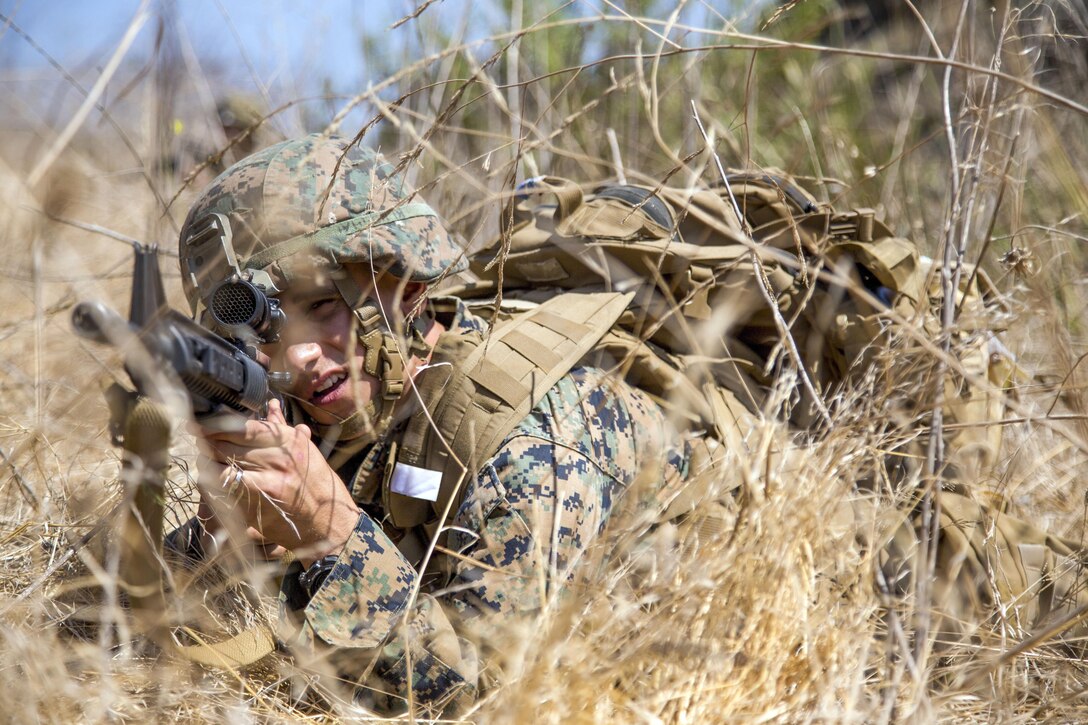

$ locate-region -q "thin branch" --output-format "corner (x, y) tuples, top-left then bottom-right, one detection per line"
(691, 101), (832, 427)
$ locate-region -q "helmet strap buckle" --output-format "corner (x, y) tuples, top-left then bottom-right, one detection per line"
(334, 275), (408, 441)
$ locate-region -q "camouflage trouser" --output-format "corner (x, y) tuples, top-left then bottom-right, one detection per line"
(878, 491), (1088, 655)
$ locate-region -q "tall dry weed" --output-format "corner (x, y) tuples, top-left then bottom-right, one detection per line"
(1, 1), (1087, 722)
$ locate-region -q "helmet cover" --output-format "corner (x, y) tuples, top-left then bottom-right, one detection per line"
(178, 133), (466, 313)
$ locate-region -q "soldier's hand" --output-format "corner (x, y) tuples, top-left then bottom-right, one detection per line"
(196, 399), (361, 566)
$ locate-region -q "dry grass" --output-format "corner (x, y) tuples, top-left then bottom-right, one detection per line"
(2, 1), (1088, 722)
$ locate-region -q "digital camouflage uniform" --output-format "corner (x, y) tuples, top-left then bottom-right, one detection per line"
(292, 301), (692, 714)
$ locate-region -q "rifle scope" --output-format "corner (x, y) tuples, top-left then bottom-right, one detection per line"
(207, 278), (285, 343)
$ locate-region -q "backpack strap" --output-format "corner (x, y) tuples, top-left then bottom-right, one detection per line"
(385, 291), (635, 529)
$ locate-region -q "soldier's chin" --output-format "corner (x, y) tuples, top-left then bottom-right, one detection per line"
(294, 398), (381, 444)
(297, 397), (358, 427)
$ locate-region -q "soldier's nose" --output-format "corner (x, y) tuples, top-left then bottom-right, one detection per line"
(285, 341), (323, 371)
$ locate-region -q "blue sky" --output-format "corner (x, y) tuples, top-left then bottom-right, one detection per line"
(0, 1), (755, 140)
(3, 0), (395, 79)
(0, 1), (663, 132)
(0, 0), (491, 139)
(0, 2), (749, 90)
(2, 1), (405, 103)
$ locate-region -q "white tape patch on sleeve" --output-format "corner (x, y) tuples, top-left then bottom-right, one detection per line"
(389, 462), (443, 502)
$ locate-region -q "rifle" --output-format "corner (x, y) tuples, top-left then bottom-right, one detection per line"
(70, 243), (288, 667)
(72, 244), (290, 424)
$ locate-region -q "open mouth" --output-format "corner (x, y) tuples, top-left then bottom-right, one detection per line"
(311, 372), (348, 405)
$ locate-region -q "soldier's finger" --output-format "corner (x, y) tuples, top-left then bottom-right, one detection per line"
(266, 398), (287, 424)
(202, 441), (288, 471)
(197, 457), (255, 504)
(201, 416), (291, 449)
(222, 466), (248, 499)
(245, 527), (287, 560)
(189, 413), (247, 438)
(196, 456), (227, 485)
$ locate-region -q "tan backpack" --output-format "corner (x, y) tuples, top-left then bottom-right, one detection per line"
(450, 172), (927, 429)
(383, 170), (1010, 530)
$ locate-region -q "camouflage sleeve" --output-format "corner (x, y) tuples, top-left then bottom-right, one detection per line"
(444, 367), (689, 617)
(296, 367), (689, 716)
(303, 513), (416, 648)
(296, 514), (480, 714)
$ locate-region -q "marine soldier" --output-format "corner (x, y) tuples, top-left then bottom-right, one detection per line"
(167, 133), (1088, 717)
(169, 133), (697, 715)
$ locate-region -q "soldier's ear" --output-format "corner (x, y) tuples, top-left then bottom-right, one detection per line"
(400, 282), (428, 315)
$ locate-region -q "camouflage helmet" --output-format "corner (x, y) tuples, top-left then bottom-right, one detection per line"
(178, 133), (466, 314)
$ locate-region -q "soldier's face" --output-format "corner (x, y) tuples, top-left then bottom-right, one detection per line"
(260, 264), (402, 427)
